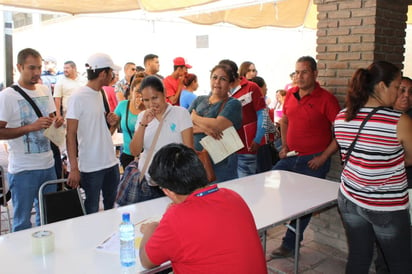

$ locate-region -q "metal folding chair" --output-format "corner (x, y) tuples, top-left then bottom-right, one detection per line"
(38, 179), (86, 225)
(0, 166), (11, 234)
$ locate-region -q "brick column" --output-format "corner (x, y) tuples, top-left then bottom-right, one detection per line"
(311, 0), (409, 253)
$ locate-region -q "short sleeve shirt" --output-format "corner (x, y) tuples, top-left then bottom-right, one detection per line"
(189, 96), (242, 151)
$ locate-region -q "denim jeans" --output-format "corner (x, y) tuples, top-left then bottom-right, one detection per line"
(338, 190), (412, 274)
(80, 164), (120, 214)
(237, 154), (257, 178)
(8, 166), (57, 232)
(272, 152), (331, 250)
(213, 154), (238, 183)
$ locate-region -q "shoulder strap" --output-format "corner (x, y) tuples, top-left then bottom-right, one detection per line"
(217, 97), (229, 115)
(139, 107), (171, 182)
(100, 89), (111, 129)
(11, 85), (43, 118)
(100, 89), (110, 114)
(125, 100), (133, 139)
(344, 107), (382, 166)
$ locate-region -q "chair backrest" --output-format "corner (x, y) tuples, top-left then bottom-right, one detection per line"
(0, 166), (11, 207)
(38, 179), (86, 225)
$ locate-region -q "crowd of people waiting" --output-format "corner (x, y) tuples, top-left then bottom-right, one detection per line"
(1, 47), (412, 273)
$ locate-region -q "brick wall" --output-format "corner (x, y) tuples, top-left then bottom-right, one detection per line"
(310, 0), (409, 253)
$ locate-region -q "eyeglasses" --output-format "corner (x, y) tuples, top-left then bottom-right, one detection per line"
(131, 68), (136, 71)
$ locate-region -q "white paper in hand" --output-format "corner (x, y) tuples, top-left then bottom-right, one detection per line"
(43, 121), (65, 147)
(199, 126), (244, 164)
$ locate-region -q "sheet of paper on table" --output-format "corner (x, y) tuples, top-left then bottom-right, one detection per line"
(96, 216), (161, 254)
(199, 126), (244, 164)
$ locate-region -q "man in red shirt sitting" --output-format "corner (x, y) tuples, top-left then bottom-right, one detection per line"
(139, 143), (267, 274)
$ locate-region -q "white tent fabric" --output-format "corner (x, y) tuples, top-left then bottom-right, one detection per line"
(0, 0), (410, 29)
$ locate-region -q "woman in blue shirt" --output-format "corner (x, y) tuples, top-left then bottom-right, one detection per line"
(114, 74), (145, 169)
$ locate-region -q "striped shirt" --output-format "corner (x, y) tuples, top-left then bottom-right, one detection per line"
(334, 107), (408, 211)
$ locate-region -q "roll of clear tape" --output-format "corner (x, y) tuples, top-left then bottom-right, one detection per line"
(32, 230), (55, 255)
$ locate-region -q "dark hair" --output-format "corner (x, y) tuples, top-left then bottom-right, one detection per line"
(86, 67), (111, 81)
(17, 48), (42, 65)
(148, 143), (209, 195)
(219, 59), (239, 79)
(139, 75), (165, 94)
(345, 61), (400, 121)
(297, 56), (317, 71)
(402, 76), (412, 83)
(144, 54), (158, 65)
(210, 64), (236, 83)
(173, 65), (186, 72)
(183, 73), (197, 86)
(136, 66), (145, 72)
(64, 60), (76, 68)
(130, 72), (145, 92)
(239, 61), (254, 78)
(250, 76), (266, 88)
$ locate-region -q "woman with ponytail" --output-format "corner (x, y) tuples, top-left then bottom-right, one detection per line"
(334, 61), (412, 273)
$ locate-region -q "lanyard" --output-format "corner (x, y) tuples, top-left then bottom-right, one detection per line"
(195, 186), (219, 197)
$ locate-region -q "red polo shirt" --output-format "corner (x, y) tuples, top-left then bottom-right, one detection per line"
(232, 77), (266, 154)
(145, 185), (267, 274)
(283, 83), (340, 155)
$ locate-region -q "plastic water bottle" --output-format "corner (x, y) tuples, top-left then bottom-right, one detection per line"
(119, 213), (136, 267)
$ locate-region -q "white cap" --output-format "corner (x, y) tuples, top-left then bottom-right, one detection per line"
(85, 53), (121, 72)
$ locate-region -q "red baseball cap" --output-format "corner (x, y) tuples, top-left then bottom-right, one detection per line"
(173, 57), (192, 68)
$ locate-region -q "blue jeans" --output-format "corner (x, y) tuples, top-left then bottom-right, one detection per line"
(80, 164), (120, 214)
(8, 167), (57, 232)
(237, 154), (257, 178)
(213, 154), (238, 183)
(338, 191), (412, 274)
(272, 152), (331, 250)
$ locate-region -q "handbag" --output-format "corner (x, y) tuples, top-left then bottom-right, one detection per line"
(115, 161), (164, 206)
(116, 108), (170, 205)
(256, 142), (279, 173)
(196, 150), (216, 182)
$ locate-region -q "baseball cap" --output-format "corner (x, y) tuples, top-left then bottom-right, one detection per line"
(85, 53), (121, 71)
(173, 57), (192, 68)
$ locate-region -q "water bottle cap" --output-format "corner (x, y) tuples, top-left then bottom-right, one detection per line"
(122, 213), (130, 222)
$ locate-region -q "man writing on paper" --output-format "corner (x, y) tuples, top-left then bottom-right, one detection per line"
(270, 56), (340, 259)
(0, 48), (64, 231)
(139, 143), (267, 274)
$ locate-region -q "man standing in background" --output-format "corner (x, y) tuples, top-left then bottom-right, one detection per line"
(54, 61), (85, 118)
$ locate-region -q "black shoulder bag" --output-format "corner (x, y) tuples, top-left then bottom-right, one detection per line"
(11, 85), (63, 178)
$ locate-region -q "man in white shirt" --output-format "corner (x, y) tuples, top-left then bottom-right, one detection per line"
(53, 61), (85, 118)
(0, 48), (64, 231)
(66, 53), (121, 214)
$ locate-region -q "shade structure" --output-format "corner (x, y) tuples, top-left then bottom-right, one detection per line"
(0, 0), (411, 29)
(184, 0), (317, 29)
(0, 0), (216, 14)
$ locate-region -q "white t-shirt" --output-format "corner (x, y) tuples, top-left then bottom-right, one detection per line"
(0, 84), (56, 174)
(53, 76), (85, 113)
(66, 86), (118, 172)
(135, 104), (193, 181)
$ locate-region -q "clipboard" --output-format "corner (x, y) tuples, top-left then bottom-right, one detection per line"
(243, 121), (266, 150)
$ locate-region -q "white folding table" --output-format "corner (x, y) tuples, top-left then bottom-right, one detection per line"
(0, 170), (339, 274)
